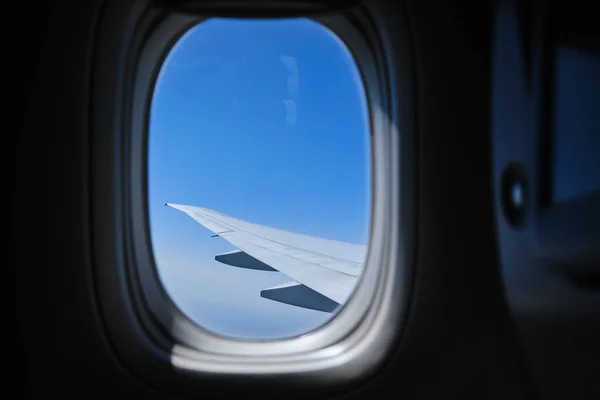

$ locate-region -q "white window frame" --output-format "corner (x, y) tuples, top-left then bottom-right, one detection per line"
(91, 0), (412, 392)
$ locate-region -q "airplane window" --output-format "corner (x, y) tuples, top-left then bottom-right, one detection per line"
(148, 18), (371, 340)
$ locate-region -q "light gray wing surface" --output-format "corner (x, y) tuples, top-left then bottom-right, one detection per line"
(166, 203), (366, 306)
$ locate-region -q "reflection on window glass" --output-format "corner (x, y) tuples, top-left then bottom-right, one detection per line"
(149, 18), (370, 340)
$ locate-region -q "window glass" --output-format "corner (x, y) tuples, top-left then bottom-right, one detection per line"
(149, 18), (370, 340)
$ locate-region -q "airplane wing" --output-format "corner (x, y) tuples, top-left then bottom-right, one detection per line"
(165, 203), (367, 312)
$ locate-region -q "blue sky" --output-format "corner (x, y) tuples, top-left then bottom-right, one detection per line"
(148, 18), (370, 340)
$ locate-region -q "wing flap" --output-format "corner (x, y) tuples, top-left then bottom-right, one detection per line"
(214, 250), (276, 271)
(260, 281), (340, 313)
